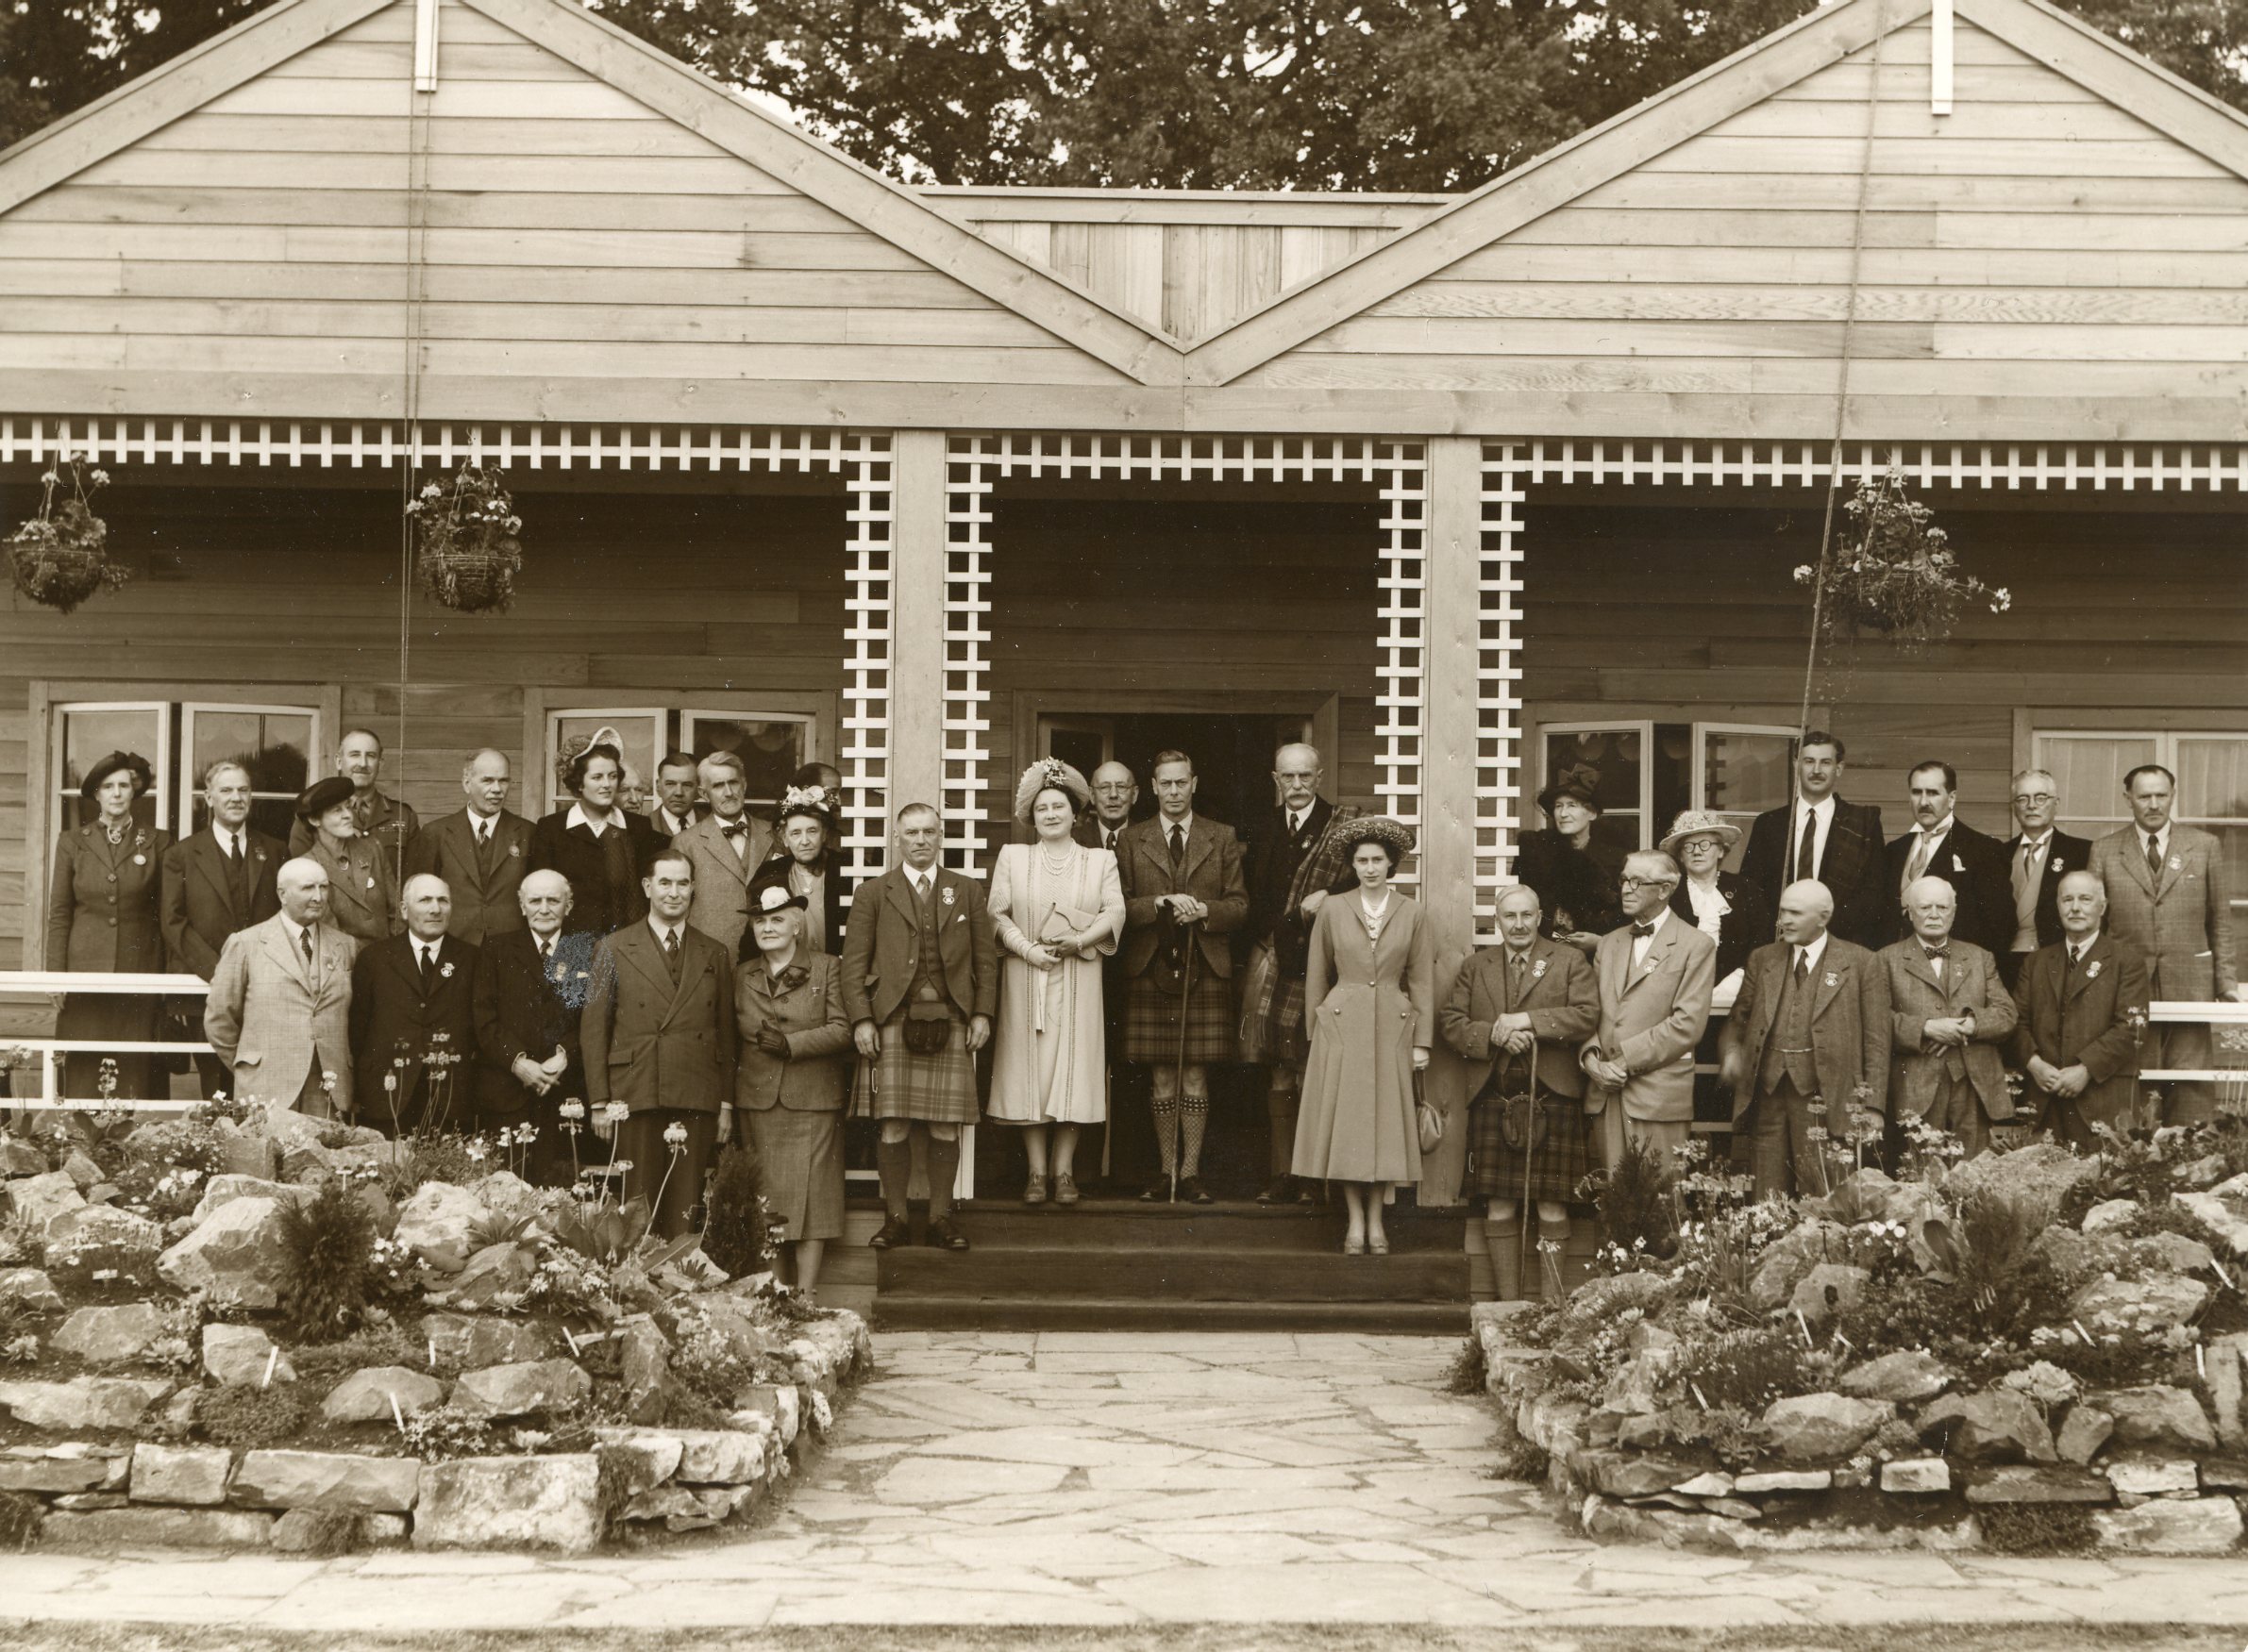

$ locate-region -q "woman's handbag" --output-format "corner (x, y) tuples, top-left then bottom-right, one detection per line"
(1413, 1068), (1444, 1156)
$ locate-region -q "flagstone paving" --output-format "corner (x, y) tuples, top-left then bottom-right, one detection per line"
(8, 1330), (2248, 1630)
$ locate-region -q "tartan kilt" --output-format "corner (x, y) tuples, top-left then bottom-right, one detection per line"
(1125, 962), (1235, 1067)
(1467, 1074), (1592, 1207)
(850, 1014), (981, 1126)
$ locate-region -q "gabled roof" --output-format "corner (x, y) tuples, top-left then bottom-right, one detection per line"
(0, 0), (1185, 387)
(1183, 0), (2248, 386)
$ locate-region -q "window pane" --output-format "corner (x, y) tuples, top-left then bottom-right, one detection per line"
(1652, 725), (1692, 846)
(185, 710), (312, 834)
(2178, 737), (2248, 823)
(550, 712), (663, 813)
(58, 707), (163, 834)
(2041, 735), (2155, 830)
(690, 717), (805, 809)
(1545, 727), (1641, 854)
(1700, 728), (1797, 873)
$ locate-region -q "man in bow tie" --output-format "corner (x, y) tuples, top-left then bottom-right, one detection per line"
(288, 727), (419, 862)
(403, 748), (533, 945)
(2010, 871), (2150, 1147)
(670, 751), (774, 959)
(1582, 852), (1717, 1174)
(2089, 764), (2241, 1125)
(1883, 759), (2012, 956)
(473, 869), (596, 1182)
(203, 856), (355, 1117)
(349, 875), (481, 1138)
(1879, 876), (2018, 1160)
(2000, 768), (2092, 993)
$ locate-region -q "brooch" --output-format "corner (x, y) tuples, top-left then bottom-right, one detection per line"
(1823, 972), (1841, 988)
(942, 886), (956, 906)
(2086, 960), (2104, 980)
(1531, 958), (1548, 980)
(2170, 854), (2184, 872)
(132, 854), (146, 866)
(440, 960), (455, 979)
(366, 876), (377, 890)
(509, 843), (521, 859)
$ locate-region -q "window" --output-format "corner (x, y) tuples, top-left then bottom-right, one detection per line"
(545, 704), (818, 817)
(51, 698), (316, 844)
(2038, 729), (2248, 915)
(1539, 721), (1796, 870)
(53, 703), (169, 836)
(680, 709), (814, 813)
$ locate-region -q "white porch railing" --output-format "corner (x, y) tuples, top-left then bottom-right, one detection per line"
(1, 971), (213, 1115)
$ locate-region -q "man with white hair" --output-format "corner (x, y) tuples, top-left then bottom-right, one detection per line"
(203, 856), (356, 1116)
(404, 748), (533, 945)
(1880, 875), (2018, 1160)
(2010, 871), (2150, 1148)
(1721, 878), (1889, 1196)
(1999, 768), (2091, 993)
(668, 750), (773, 959)
(1581, 850), (1717, 1173)
(473, 869), (596, 1181)
(349, 874), (481, 1137)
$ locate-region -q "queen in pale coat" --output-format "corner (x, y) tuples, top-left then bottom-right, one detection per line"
(986, 759), (1125, 1207)
(1293, 818), (1434, 1256)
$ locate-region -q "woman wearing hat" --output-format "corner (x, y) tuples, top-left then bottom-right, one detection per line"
(1661, 809), (1771, 988)
(1516, 767), (1625, 957)
(754, 784), (847, 956)
(45, 751), (171, 1099)
(986, 759), (1125, 1205)
(298, 776), (399, 955)
(731, 880), (851, 1298)
(527, 741), (663, 937)
(1292, 817), (1434, 1255)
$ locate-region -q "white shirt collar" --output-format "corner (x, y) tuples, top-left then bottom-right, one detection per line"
(2020, 828), (2052, 852)
(649, 917), (681, 946)
(279, 914), (310, 948)
(2068, 929), (2101, 957)
(1164, 812), (1195, 837)
(1796, 930), (1830, 971)
(1800, 794), (1836, 821)
(1635, 906), (1670, 936)
(468, 809), (497, 837)
(216, 826), (243, 853)
(2144, 825), (2170, 855)
(565, 802), (609, 834)
(1921, 814), (1954, 840)
(414, 936), (440, 963)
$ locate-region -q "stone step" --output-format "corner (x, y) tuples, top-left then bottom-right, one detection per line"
(870, 1293), (1470, 1334)
(878, 1243), (1468, 1303)
(952, 1197), (1467, 1254)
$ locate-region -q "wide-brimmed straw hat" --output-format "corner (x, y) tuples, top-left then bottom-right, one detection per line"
(1335, 816), (1417, 863)
(1014, 757), (1093, 824)
(1659, 809), (1743, 859)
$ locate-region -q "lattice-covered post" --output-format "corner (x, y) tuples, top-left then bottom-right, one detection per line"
(841, 437), (898, 893)
(1478, 443), (1526, 943)
(942, 441), (995, 874)
(1374, 444), (1428, 884)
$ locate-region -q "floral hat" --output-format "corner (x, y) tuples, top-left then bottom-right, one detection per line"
(1659, 809), (1743, 859)
(776, 783), (837, 828)
(1014, 757), (1093, 824)
(1335, 816), (1417, 863)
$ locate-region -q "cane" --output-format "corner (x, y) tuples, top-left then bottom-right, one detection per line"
(1169, 909), (1197, 1205)
(1519, 1033), (1537, 1296)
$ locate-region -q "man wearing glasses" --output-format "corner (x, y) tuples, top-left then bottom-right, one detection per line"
(1580, 852), (1716, 1172)
(1999, 769), (2090, 993)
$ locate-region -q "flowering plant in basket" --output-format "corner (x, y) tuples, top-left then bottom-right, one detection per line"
(8, 454), (129, 614)
(1794, 469), (2008, 651)
(407, 462), (523, 613)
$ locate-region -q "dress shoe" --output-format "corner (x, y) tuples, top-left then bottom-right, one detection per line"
(1177, 1175), (1215, 1206)
(927, 1215), (971, 1251)
(868, 1215), (910, 1250)
(1139, 1178), (1174, 1203)
(1255, 1175), (1297, 1206)
(1023, 1174), (1049, 1206)
(1053, 1172), (1080, 1206)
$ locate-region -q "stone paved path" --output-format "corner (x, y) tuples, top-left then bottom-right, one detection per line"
(9, 1330), (2248, 1630)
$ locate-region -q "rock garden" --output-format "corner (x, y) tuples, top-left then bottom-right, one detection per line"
(1475, 1116), (2248, 1557)
(0, 1097), (870, 1555)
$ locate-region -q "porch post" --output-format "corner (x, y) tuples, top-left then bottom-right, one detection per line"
(887, 430), (948, 820)
(1418, 435), (1483, 1206)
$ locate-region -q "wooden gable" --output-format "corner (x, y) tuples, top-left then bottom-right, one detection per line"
(0, 0), (1182, 426)
(1191, 0), (2248, 442)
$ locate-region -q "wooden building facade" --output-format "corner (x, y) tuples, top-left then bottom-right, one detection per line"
(2, 0), (2245, 1215)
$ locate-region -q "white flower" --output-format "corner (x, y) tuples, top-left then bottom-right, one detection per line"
(1792, 564), (1817, 583)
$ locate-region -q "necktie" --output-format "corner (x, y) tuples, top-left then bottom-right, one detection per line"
(1168, 824), (1185, 868)
(1907, 829), (1938, 884)
(226, 833), (240, 864)
(1631, 921), (1655, 940)
(1793, 951), (1809, 986)
(2147, 835), (2164, 879)
(417, 944), (432, 986)
(539, 937), (553, 968)
(1288, 811), (1303, 839)
(663, 927), (682, 982)
(2068, 945), (2083, 973)
(1795, 811), (1816, 881)
(1507, 950), (1528, 996)
(300, 928), (314, 971)
(1105, 828), (1118, 854)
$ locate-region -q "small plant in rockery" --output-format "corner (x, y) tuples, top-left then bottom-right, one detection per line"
(0, 1211), (42, 1270)
(1795, 469), (2009, 652)
(1444, 1333), (1487, 1396)
(366, 1232), (418, 1304)
(397, 1405), (502, 1462)
(526, 1244), (625, 1326)
(288, 1317), (415, 1382)
(0, 1490), (42, 1552)
(196, 1381), (310, 1449)
(0, 1297), (41, 1365)
(275, 1176), (378, 1343)
(407, 462), (524, 614)
(1582, 1135), (1677, 1265)
(8, 453), (130, 614)
(701, 1144), (774, 1280)
(1671, 1325), (1832, 1416)
(663, 1302), (768, 1411)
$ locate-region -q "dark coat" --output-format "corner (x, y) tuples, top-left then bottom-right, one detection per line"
(581, 920), (738, 1115)
(2008, 934), (2149, 1122)
(472, 927), (597, 1118)
(160, 826), (283, 979)
(404, 808), (534, 945)
(1244, 800), (1339, 955)
(2000, 830), (2095, 955)
(46, 822), (172, 974)
(1668, 869), (1773, 984)
(1884, 818), (2015, 957)
(1740, 796), (1890, 951)
(1720, 936), (1891, 1125)
(1515, 827), (1624, 939)
(349, 931), (481, 1132)
(1117, 814), (1249, 980)
(525, 809), (663, 937)
(733, 950), (852, 1111)
(839, 865), (999, 1026)
(1437, 936), (1598, 1102)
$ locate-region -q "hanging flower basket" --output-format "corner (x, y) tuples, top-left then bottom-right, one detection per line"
(1794, 470), (2008, 651)
(8, 454), (129, 614)
(408, 462), (524, 613)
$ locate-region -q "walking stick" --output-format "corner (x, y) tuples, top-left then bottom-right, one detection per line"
(1169, 910), (1197, 1205)
(1519, 1033), (1537, 1296)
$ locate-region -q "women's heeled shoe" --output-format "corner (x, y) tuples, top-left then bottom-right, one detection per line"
(1343, 1234), (1367, 1256)
(1367, 1235), (1391, 1256)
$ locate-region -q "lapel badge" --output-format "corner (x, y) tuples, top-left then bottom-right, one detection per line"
(2170, 854), (2184, 872)
(1951, 854), (1965, 872)
(1531, 958), (1548, 980)
(439, 960), (455, 979)
(942, 885), (956, 907)
(366, 875), (377, 891)
(132, 854), (147, 866)
(2086, 959), (2104, 980)
(509, 843), (521, 859)
(1823, 971), (1841, 989)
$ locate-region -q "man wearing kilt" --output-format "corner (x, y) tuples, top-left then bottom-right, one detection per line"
(843, 803), (998, 1252)
(1116, 751), (1249, 1204)
(1438, 885), (1600, 1300)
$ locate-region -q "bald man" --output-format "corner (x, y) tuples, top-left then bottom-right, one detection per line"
(474, 869), (596, 1181)
(1879, 876), (2018, 1160)
(203, 856), (357, 1116)
(1721, 878), (1889, 1197)
(2010, 871), (2150, 1149)
(350, 873), (482, 1137)
(405, 748), (535, 945)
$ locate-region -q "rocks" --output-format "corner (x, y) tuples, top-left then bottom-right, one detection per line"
(189, 1176), (307, 1225)
(1761, 1393), (1889, 1461)
(231, 1450), (420, 1512)
(1746, 1221), (1848, 1311)
(157, 1195), (292, 1308)
(1919, 1390), (2057, 1464)
(2104, 1453), (2198, 1496)
(392, 1183), (492, 1273)
(1788, 1263), (1870, 1327)
(1840, 1350), (1952, 1405)
(130, 1444), (233, 1506)
(2176, 1190), (2248, 1258)
(2070, 1275), (2209, 1336)
(52, 1302), (165, 1365)
(1966, 1465), (2114, 1505)
(2208, 1336), (2248, 1449)
(2080, 1198), (2139, 1235)
(7, 1171), (85, 1232)
(615, 1316), (676, 1424)
(423, 1311), (553, 1370)
(2131, 1231), (2217, 1277)
(2092, 1497), (2244, 1554)
(2102, 1384), (2218, 1452)
(202, 1324), (294, 1388)
(472, 1172), (545, 1227)
(1945, 1143), (2098, 1217)
(1574, 1449), (1703, 1499)
(59, 1150), (102, 1190)
(451, 1359), (591, 1419)
(41, 1507), (275, 1547)
(0, 1139), (47, 1177)
(1671, 1471), (1734, 1497)
(2056, 1406), (2115, 1466)
(213, 1124), (278, 1181)
(413, 1454), (603, 1553)
(321, 1367), (447, 1424)
(434, 1242), (537, 1311)
(0, 1443), (126, 1493)
(596, 1433), (684, 1500)
(0, 1267), (63, 1312)
(42, 1205), (164, 1286)
(1880, 1458), (1952, 1494)
(0, 1376), (172, 1431)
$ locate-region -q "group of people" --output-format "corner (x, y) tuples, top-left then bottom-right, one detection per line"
(1460, 729), (2240, 1299)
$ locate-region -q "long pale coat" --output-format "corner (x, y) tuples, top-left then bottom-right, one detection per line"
(202, 913), (357, 1115)
(986, 841), (1124, 1126)
(1293, 889), (1434, 1184)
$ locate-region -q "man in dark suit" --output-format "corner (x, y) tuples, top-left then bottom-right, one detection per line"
(161, 760), (283, 1098)
(1999, 767), (2093, 993)
(582, 851), (738, 1238)
(472, 869), (596, 1185)
(1882, 759), (2012, 957)
(289, 727), (419, 860)
(648, 750), (703, 842)
(1240, 743), (1359, 1204)
(1721, 878), (1890, 1197)
(842, 804), (998, 1252)
(2011, 871), (2151, 1149)
(1116, 750), (1249, 1205)
(1075, 760), (1147, 1189)
(349, 875), (480, 1137)
(1880, 876), (2018, 1160)
(403, 748), (533, 946)
(1739, 729), (1888, 950)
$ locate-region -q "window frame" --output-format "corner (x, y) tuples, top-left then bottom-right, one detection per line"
(679, 706), (821, 814)
(1690, 723), (1801, 871)
(1536, 718), (1656, 848)
(177, 700), (322, 841)
(524, 690), (837, 821)
(2031, 722), (2248, 916)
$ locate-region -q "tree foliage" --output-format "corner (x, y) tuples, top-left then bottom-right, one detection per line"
(5, 0), (2245, 188)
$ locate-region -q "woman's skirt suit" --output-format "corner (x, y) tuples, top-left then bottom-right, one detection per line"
(46, 822), (173, 1098)
(732, 949), (852, 1243)
(1292, 889), (1434, 1185)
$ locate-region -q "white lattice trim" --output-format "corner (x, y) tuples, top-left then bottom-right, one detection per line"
(1513, 439), (2248, 492)
(842, 450), (896, 895)
(1474, 443), (1527, 944)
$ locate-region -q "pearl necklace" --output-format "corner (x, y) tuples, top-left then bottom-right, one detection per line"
(103, 819), (128, 846)
(1037, 840), (1075, 875)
